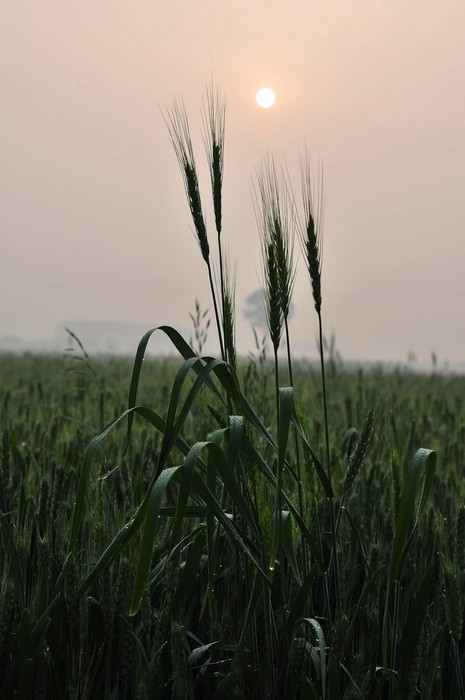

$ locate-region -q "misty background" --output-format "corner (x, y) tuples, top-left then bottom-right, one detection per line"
(1, 2), (464, 368)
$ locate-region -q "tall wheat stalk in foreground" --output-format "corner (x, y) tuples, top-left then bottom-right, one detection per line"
(254, 159), (296, 385)
(299, 154), (341, 616)
(201, 83), (228, 357)
(254, 160), (310, 579)
(163, 98), (226, 361)
(254, 159), (297, 661)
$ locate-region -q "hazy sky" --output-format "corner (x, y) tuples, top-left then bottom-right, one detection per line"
(2, 2), (465, 365)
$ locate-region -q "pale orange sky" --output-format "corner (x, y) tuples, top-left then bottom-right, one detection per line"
(1, 2), (465, 365)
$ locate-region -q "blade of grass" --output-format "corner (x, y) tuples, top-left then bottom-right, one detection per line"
(129, 465), (182, 615)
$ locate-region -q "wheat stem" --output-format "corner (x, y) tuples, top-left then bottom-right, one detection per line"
(164, 99), (225, 360)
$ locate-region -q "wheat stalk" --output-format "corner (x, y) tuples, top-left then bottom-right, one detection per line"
(300, 152), (323, 314)
(223, 263), (237, 373)
(343, 408), (375, 494)
(202, 81), (226, 238)
(163, 100), (209, 263)
(164, 98), (225, 359)
(255, 159), (295, 322)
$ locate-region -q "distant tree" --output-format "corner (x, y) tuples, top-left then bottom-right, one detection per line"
(243, 288), (293, 332)
(243, 289), (267, 331)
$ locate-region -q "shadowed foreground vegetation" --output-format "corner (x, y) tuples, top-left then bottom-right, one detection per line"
(1, 87), (464, 699)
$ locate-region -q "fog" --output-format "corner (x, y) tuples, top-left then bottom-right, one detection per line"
(2, 2), (464, 367)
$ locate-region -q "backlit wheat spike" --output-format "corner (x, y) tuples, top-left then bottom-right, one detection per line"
(163, 100), (210, 262)
(255, 158), (295, 321)
(223, 268), (237, 373)
(265, 240), (282, 353)
(274, 216), (295, 322)
(300, 152), (323, 314)
(343, 408), (375, 493)
(164, 95), (226, 358)
(202, 81), (226, 237)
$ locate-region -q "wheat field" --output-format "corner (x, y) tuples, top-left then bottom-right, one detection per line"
(1, 87), (464, 699)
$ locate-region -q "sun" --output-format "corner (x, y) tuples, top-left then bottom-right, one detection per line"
(256, 87), (276, 109)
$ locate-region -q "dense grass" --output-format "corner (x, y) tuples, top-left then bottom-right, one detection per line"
(1, 348), (465, 698)
(1, 87), (465, 699)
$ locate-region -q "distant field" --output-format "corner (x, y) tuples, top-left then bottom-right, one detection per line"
(1, 348), (465, 698)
